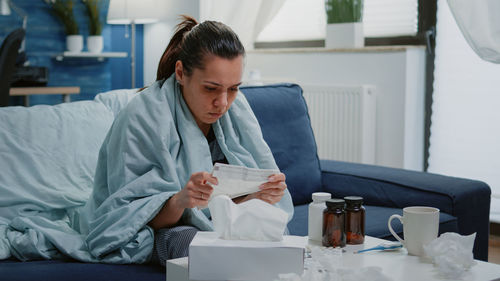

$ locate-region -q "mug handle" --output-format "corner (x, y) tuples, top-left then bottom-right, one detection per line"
(388, 214), (405, 244)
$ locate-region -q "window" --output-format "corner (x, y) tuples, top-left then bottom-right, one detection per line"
(255, 0), (424, 47)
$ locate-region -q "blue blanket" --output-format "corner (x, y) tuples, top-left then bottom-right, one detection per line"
(0, 76), (293, 263)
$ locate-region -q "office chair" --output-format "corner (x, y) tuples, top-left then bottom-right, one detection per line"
(0, 28), (25, 107)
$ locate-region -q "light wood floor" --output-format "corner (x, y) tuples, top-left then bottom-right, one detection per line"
(490, 235), (500, 264)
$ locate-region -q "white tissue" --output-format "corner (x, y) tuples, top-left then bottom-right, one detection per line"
(423, 232), (477, 279)
(277, 245), (393, 281)
(208, 195), (288, 241)
(337, 267), (393, 281)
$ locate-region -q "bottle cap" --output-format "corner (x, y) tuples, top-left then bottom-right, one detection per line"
(344, 196), (363, 205)
(312, 192), (331, 202)
(326, 198), (345, 209)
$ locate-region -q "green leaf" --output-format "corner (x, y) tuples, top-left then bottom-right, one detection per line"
(46, 0), (80, 35)
(325, 0), (364, 24)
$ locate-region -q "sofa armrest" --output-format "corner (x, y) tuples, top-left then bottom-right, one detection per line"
(320, 159), (491, 261)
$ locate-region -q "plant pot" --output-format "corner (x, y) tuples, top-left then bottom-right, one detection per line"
(325, 22), (364, 49)
(87, 35), (103, 53)
(66, 35), (83, 52)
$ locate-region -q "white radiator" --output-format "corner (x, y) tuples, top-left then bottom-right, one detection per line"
(302, 85), (376, 164)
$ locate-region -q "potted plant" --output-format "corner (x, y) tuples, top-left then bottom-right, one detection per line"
(325, 0), (364, 48)
(82, 0), (103, 53)
(44, 0), (83, 52)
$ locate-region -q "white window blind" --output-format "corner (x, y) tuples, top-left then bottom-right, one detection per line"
(429, 0), (500, 221)
(364, 0), (418, 37)
(256, 0), (419, 42)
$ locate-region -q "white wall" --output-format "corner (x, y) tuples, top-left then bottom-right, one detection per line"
(244, 47), (426, 170)
(430, 0), (500, 222)
(143, 0), (200, 85)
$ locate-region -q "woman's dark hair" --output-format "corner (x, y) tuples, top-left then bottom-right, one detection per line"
(156, 15), (245, 81)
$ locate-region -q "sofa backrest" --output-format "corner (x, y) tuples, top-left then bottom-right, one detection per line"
(241, 84), (322, 205)
(0, 89), (136, 219)
(0, 85), (319, 214)
(94, 88), (138, 116)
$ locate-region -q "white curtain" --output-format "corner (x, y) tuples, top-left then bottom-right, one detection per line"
(199, 0), (285, 49)
(257, 0), (326, 42)
(447, 0), (500, 63)
(429, 0), (500, 221)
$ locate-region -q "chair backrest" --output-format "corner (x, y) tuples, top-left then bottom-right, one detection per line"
(241, 84), (322, 205)
(0, 28), (25, 107)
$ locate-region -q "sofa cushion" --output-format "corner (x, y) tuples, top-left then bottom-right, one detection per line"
(0, 100), (116, 220)
(241, 84), (322, 205)
(288, 204), (458, 239)
(94, 88), (138, 117)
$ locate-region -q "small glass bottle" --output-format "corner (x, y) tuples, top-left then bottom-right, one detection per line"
(344, 196), (365, 244)
(308, 192), (331, 242)
(322, 199), (346, 247)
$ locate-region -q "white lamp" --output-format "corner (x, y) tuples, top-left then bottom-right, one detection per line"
(107, 0), (161, 88)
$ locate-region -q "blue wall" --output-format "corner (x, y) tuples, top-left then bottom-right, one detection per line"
(0, 0), (143, 106)
(110, 24), (143, 90)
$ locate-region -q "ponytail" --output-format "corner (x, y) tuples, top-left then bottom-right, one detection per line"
(156, 15), (245, 82)
(156, 15), (198, 81)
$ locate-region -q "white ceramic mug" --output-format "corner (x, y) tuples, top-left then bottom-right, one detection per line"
(387, 206), (440, 256)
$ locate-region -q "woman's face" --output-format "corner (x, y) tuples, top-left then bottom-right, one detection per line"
(175, 55), (243, 135)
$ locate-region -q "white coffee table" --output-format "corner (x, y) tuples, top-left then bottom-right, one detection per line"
(167, 236), (500, 281)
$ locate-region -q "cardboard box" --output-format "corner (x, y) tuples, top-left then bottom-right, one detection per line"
(188, 231), (306, 281)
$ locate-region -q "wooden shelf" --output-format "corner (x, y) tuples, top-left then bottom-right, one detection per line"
(10, 86), (80, 96)
(10, 86), (81, 106)
(55, 52), (128, 62)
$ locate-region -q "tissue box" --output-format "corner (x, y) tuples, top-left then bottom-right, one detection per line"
(166, 257), (189, 281)
(189, 231), (307, 280)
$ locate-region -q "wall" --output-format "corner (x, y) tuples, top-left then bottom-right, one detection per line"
(143, 0), (199, 85)
(0, 0), (142, 105)
(110, 24), (143, 89)
(244, 47), (426, 170)
(430, 0), (500, 222)
(143, 20), (176, 86)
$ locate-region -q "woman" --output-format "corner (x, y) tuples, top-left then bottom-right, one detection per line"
(80, 16), (294, 266)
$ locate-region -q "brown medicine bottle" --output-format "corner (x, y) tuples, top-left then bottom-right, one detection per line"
(322, 199), (346, 247)
(344, 196), (365, 244)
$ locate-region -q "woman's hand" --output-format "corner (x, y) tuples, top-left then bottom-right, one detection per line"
(149, 172), (216, 230)
(172, 172), (216, 209)
(234, 173), (287, 205)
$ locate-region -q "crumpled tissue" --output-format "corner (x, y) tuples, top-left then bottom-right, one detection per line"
(423, 232), (477, 279)
(208, 195), (288, 241)
(277, 245), (393, 281)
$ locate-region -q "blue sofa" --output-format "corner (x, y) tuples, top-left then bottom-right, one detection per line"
(243, 84), (490, 261)
(0, 83), (491, 281)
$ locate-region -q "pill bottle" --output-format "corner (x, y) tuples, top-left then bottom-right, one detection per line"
(322, 198), (346, 247)
(308, 192), (331, 242)
(344, 196), (365, 244)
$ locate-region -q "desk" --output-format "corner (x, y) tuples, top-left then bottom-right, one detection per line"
(167, 236), (500, 281)
(9, 86), (80, 106)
